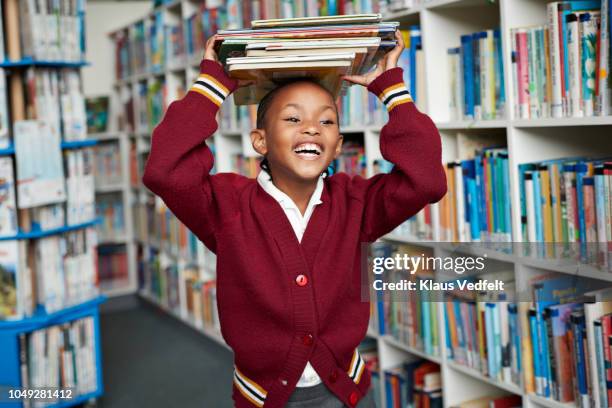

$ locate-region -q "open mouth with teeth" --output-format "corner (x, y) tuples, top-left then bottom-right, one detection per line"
(293, 143), (322, 159)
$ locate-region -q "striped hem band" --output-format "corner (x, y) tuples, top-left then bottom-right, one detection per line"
(348, 349), (366, 384)
(190, 74), (230, 106)
(378, 82), (412, 111)
(234, 367), (267, 407)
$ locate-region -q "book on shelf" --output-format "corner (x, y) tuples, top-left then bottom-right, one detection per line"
(65, 148), (96, 226)
(384, 360), (442, 408)
(85, 96), (110, 134)
(369, 242), (440, 356)
(447, 28), (505, 122)
(519, 157), (611, 268)
(520, 273), (603, 404)
(21, 317), (98, 401)
(34, 228), (99, 315)
(439, 147), (512, 243)
(98, 244), (129, 289)
(0, 226), (99, 320)
(96, 194), (125, 242)
(1, 0), (86, 62)
(0, 157), (18, 237)
(331, 140), (367, 177)
(510, 0), (612, 119)
(0, 240), (30, 320)
(94, 142), (123, 186)
(14, 120), (67, 209)
(443, 270), (520, 388)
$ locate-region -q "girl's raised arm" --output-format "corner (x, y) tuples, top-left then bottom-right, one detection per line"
(142, 37), (250, 252)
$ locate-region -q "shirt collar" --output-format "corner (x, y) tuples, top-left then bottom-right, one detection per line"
(256, 170), (324, 211)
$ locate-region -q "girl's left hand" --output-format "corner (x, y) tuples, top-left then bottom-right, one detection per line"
(341, 30), (405, 87)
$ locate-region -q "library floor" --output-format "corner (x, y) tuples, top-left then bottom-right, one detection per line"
(97, 296), (234, 408)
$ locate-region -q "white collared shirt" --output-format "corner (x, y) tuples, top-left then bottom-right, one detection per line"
(256, 170), (324, 387)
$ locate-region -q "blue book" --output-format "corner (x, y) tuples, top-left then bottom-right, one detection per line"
(532, 170), (543, 242)
(508, 304), (521, 384)
(472, 32), (486, 118)
(494, 29), (505, 115)
(444, 304), (453, 359)
(571, 310), (589, 407)
(529, 308), (543, 395)
(461, 35), (475, 118)
(532, 276), (598, 397)
(518, 163), (536, 240)
(500, 153), (512, 238)
(574, 162), (589, 244)
(485, 303), (497, 378)
(594, 320), (609, 408)
(560, 1), (602, 105)
(475, 154), (487, 237)
(453, 299), (466, 363)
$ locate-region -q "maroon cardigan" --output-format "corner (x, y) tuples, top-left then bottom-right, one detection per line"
(143, 59), (446, 408)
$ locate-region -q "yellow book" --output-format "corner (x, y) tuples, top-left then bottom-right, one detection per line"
(539, 164), (554, 242)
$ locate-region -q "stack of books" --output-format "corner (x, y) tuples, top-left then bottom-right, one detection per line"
(213, 14), (399, 105)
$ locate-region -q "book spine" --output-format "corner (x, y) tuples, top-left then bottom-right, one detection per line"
(544, 308), (558, 400)
(568, 12), (584, 117)
(529, 308), (543, 395)
(524, 171), (535, 242)
(581, 12), (599, 117)
(602, 314), (612, 404)
(516, 29), (530, 119)
(473, 33), (482, 120)
(597, 0), (610, 115)
(528, 28), (540, 118)
(494, 29), (505, 118)
(595, 320), (609, 408)
(537, 28), (549, 118)
(461, 35), (475, 119)
(511, 30), (519, 120)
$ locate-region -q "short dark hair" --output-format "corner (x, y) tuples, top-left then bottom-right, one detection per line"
(255, 79), (339, 129)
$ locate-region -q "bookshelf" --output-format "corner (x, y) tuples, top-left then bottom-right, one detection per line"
(111, 0), (612, 407)
(0, 1), (106, 406)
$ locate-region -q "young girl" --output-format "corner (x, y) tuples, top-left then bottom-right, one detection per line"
(143, 31), (446, 408)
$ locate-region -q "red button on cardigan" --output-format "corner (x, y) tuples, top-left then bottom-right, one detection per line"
(349, 391), (359, 406)
(295, 274), (308, 286)
(302, 334), (313, 346)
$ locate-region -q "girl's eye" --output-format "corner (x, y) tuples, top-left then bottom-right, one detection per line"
(321, 119), (335, 125)
(284, 117), (300, 123)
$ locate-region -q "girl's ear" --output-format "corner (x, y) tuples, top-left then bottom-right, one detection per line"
(250, 129), (267, 155)
(333, 134), (344, 159)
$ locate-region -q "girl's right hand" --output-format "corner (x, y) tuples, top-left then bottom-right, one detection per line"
(204, 35), (220, 63)
(203, 34), (254, 88)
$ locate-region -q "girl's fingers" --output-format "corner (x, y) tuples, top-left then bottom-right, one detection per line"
(341, 75), (368, 86)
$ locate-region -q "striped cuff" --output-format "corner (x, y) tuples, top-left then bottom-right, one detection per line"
(367, 67), (413, 112)
(378, 83), (412, 111)
(348, 349), (366, 384)
(234, 367), (267, 407)
(190, 73), (231, 106)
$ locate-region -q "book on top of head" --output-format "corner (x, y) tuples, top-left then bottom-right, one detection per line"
(250, 13), (384, 28)
(216, 14), (399, 105)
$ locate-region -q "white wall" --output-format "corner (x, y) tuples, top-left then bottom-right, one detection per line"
(83, 1), (151, 96)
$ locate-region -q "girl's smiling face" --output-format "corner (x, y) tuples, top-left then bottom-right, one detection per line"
(251, 81), (343, 182)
